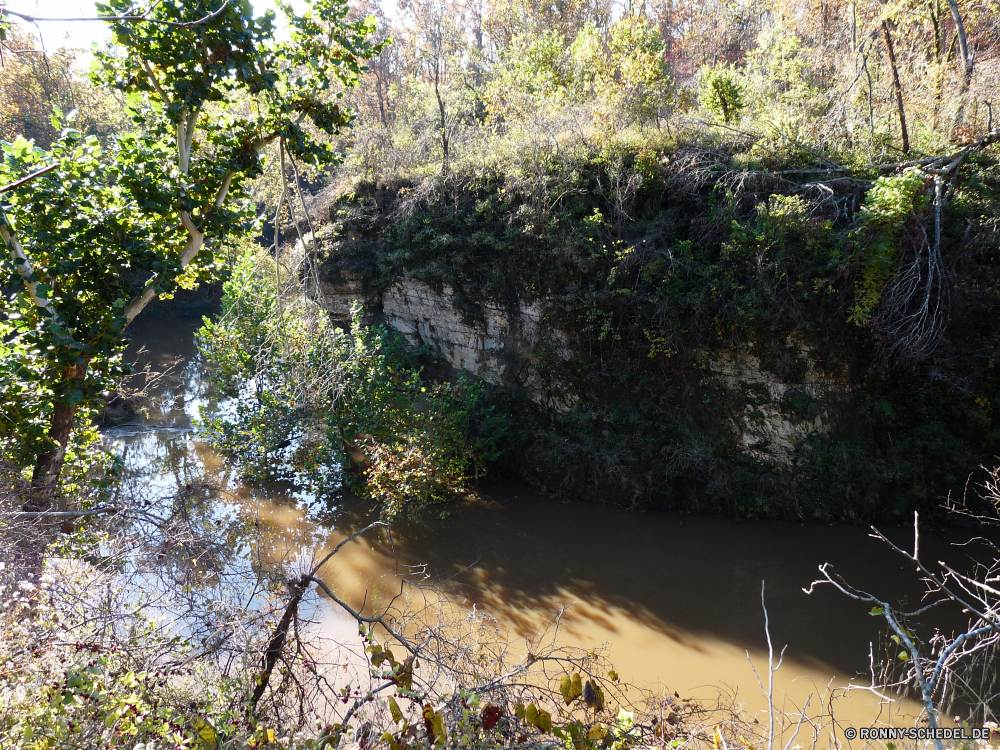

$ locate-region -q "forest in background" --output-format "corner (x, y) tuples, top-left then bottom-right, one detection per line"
(331, 0), (1000, 174)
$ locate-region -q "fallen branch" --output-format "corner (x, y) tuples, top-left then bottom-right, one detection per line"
(249, 576), (308, 718)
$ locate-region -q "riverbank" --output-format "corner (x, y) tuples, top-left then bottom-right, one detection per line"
(103, 308), (991, 726)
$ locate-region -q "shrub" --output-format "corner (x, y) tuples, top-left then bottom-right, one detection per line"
(198, 244), (503, 519)
(849, 167), (930, 325)
(699, 64), (746, 124)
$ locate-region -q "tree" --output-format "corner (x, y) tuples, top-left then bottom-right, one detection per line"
(0, 0), (383, 496)
(401, 0), (465, 174)
(0, 26), (125, 148)
(699, 63), (745, 123)
(604, 16), (673, 126)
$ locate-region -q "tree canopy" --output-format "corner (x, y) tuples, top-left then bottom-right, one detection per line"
(0, 0), (383, 493)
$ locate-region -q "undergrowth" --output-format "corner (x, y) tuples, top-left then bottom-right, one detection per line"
(315, 125), (1000, 520)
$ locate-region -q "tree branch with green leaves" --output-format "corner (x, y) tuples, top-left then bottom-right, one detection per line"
(0, 0), (385, 494)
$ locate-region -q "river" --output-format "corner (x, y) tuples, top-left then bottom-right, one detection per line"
(104, 303), (987, 728)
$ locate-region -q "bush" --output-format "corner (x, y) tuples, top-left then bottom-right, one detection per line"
(699, 64), (746, 124)
(849, 167), (930, 325)
(198, 244), (503, 519)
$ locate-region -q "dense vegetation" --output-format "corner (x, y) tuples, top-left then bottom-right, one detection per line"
(319, 134), (1000, 519)
(2, 0), (1000, 745)
(278, 0), (1000, 520)
(198, 245), (503, 520)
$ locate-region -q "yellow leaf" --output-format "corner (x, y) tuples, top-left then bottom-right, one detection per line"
(192, 717), (218, 750)
(588, 724), (609, 740)
(560, 675), (574, 704)
(423, 704), (446, 746)
(432, 710), (446, 745)
(388, 696), (404, 724)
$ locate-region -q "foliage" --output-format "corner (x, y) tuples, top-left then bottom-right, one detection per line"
(849, 168), (931, 325)
(0, 0), (382, 490)
(0, 26), (127, 148)
(0, 467), (274, 749)
(198, 246), (503, 519)
(486, 17), (672, 129)
(604, 17), (673, 125)
(503, 31), (575, 102)
(0, 127), (178, 483)
(329, 0), (1000, 198)
(319, 132), (1000, 520)
(3, 650), (221, 748)
(698, 64), (746, 124)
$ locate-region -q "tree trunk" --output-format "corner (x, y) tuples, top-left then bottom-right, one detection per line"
(30, 402), (76, 495)
(434, 63), (448, 175)
(29, 360), (88, 505)
(944, 0), (974, 129)
(929, 0), (944, 129)
(944, 0), (973, 84)
(474, 19), (484, 89)
(375, 70), (388, 128)
(881, 21), (910, 154)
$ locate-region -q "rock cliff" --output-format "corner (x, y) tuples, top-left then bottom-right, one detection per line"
(320, 274), (848, 468)
(308, 152), (1000, 519)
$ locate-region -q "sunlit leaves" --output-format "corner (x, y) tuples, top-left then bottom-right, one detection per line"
(1, 0), (384, 483)
(560, 672), (583, 704)
(197, 246), (502, 519)
(0, 133), (182, 470)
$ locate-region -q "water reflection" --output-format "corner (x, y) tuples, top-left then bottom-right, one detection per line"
(105, 306), (991, 725)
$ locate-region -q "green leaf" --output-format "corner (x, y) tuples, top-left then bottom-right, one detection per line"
(533, 709), (552, 733)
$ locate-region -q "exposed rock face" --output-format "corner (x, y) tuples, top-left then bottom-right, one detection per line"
(320, 277), (576, 411)
(318, 270), (365, 323)
(381, 281), (543, 383)
(704, 339), (850, 465)
(321, 276), (848, 466)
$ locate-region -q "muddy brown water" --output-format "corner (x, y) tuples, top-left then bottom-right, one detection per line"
(107, 308), (993, 725)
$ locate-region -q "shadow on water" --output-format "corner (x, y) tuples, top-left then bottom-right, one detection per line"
(105, 305), (991, 718)
(382, 488), (983, 678)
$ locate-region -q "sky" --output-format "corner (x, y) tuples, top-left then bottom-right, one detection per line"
(4, 0), (308, 52)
